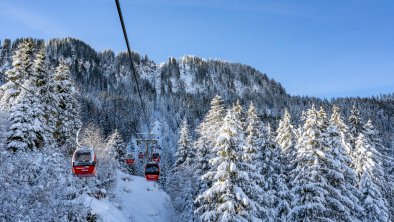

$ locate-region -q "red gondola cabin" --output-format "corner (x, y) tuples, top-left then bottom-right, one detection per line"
(126, 153), (135, 165)
(138, 151), (144, 159)
(144, 162), (160, 181)
(151, 153), (160, 163)
(72, 148), (97, 177)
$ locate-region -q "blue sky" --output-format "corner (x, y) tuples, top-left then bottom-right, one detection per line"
(0, 0), (393, 98)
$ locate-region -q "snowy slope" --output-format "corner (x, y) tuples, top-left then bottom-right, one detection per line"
(86, 170), (173, 222)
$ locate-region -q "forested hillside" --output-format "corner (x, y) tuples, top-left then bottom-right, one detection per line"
(0, 37), (393, 221)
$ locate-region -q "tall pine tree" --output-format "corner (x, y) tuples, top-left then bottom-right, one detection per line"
(5, 85), (35, 152)
(275, 109), (296, 179)
(168, 118), (197, 222)
(196, 95), (226, 146)
(348, 105), (364, 153)
(0, 38), (34, 110)
(353, 133), (389, 221)
(107, 129), (126, 166)
(244, 103), (267, 219)
(32, 48), (58, 146)
(194, 95), (226, 210)
(322, 106), (363, 221)
(175, 118), (194, 167)
(289, 105), (333, 221)
(328, 105), (364, 221)
(53, 63), (81, 151)
(195, 108), (258, 222)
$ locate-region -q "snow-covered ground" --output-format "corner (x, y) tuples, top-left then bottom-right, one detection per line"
(85, 170), (173, 222)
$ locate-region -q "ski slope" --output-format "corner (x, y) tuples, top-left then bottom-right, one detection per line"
(85, 170), (173, 222)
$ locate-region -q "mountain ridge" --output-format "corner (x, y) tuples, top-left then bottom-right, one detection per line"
(0, 37), (393, 150)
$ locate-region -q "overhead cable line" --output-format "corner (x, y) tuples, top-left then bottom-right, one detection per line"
(0, 71), (61, 113)
(115, 0), (152, 138)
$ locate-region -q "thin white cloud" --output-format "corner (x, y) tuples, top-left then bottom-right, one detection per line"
(0, 0), (68, 37)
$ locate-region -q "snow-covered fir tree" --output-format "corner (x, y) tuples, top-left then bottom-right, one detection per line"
(328, 105), (364, 220)
(348, 105), (364, 152)
(175, 118), (194, 167)
(363, 119), (394, 218)
(244, 102), (268, 219)
(234, 99), (246, 129)
(32, 48), (57, 145)
(159, 147), (174, 187)
(26, 49), (50, 149)
(168, 118), (197, 222)
(275, 109), (296, 178)
(5, 85), (35, 152)
(196, 95), (226, 146)
(324, 106), (363, 221)
(330, 105), (352, 155)
(0, 38), (34, 110)
(167, 165), (197, 222)
(353, 133), (389, 221)
(195, 108), (259, 222)
(53, 62), (81, 151)
(288, 105), (334, 221)
(0, 150), (86, 221)
(194, 95), (226, 210)
(260, 124), (289, 221)
(363, 119), (394, 168)
(107, 129), (127, 166)
(193, 133), (210, 184)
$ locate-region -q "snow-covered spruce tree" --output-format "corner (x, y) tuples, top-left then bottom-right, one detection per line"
(175, 118), (194, 167)
(275, 109), (296, 178)
(294, 110), (307, 141)
(353, 133), (389, 221)
(364, 119), (394, 169)
(32, 48), (58, 146)
(323, 107), (363, 221)
(288, 105), (333, 221)
(196, 95), (226, 146)
(195, 108), (259, 222)
(5, 81), (39, 152)
(0, 151), (85, 221)
(363, 119), (394, 218)
(260, 124), (290, 221)
(107, 129), (127, 166)
(0, 38), (34, 110)
(328, 105), (364, 220)
(53, 62), (81, 152)
(167, 166), (197, 222)
(234, 99), (246, 130)
(348, 105), (364, 152)
(244, 102), (269, 219)
(23, 49), (52, 149)
(330, 105), (352, 155)
(193, 133), (210, 186)
(194, 95), (226, 210)
(168, 118), (197, 222)
(159, 147), (174, 187)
